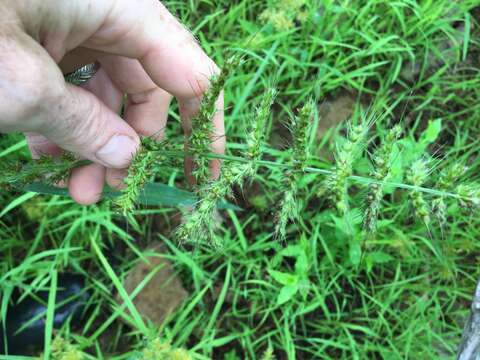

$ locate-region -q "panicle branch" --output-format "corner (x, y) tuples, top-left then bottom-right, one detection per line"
(176, 88), (275, 245)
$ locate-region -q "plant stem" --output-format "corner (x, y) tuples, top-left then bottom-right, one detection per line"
(153, 150), (465, 200)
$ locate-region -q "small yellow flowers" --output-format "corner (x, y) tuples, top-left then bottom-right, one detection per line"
(260, 0), (308, 31)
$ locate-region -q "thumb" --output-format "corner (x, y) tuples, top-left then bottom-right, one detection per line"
(0, 31), (139, 169)
(40, 82), (140, 169)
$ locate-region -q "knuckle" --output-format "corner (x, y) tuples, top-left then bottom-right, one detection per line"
(128, 87), (156, 105)
(50, 88), (104, 150)
(184, 69), (215, 100)
(211, 136), (226, 154)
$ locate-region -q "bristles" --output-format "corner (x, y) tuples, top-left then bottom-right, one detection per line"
(407, 159), (431, 226)
(363, 125), (402, 234)
(274, 100), (314, 240)
(176, 87), (275, 245)
(321, 116), (371, 215)
(189, 56), (240, 186)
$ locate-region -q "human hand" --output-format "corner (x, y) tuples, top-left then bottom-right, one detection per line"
(0, 0), (224, 204)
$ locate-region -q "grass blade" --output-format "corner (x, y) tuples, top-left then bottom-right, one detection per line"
(90, 235), (148, 335)
(43, 269), (57, 360)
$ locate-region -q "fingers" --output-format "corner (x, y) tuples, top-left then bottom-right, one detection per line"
(98, 55), (172, 140)
(69, 163), (106, 205)
(86, 1), (225, 177)
(99, 55), (173, 190)
(130, 5), (225, 179)
(51, 84), (139, 170)
(24, 64), (125, 204)
(25, 132), (63, 159)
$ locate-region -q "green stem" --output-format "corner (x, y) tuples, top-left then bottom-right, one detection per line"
(153, 150), (464, 200)
(1, 148), (469, 202)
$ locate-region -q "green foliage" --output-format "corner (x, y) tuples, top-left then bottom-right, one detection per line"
(269, 236), (311, 305)
(2, 1), (480, 359)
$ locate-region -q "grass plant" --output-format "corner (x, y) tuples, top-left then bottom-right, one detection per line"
(1, 1), (480, 359)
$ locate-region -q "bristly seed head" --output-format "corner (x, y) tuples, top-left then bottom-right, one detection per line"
(176, 87), (275, 245)
(432, 163), (468, 228)
(321, 115), (371, 215)
(407, 158), (431, 226)
(189, 56), (241, 187)
(274, 100), (314, 240)
(363, 125), (402, 234)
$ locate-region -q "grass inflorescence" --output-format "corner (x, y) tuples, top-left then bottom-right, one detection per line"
(2, 96), (480, 245)
(0, 152), (86, 190)
(176, 88), (276, 245)
(139, 338), (191, 360)
(274, 100), (314, 240)
(188, 56), (240, 186)
(407, 159), (432, 227)
(363, 125), (402, 234)
(320, 116), (371, 215)
(115, 138), (164, 214)
(432, 163), (468, 228)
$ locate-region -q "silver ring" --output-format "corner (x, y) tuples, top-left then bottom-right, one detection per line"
(64, 62), (100, 85)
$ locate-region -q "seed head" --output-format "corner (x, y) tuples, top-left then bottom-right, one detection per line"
(407, 159), (431, 226)
(363, 125), (402, 234)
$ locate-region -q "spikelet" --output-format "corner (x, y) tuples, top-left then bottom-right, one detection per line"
(321, 119), (370, 215)
(244, 88), (277, 175)
(141, 338), (192, 360)
(0, 152), (85, 190)
(50, 337), (83, 360)
(274, 100), (314, 239)
(189, 56), (240, 186)
(115, 137), (165, 214)
(260, 347), (276, 360)
(455, 184), (480, 212)
(407, 159), (431, 226)
(431, 163), (467, 228)
(363, 125), (402, 234)
(175, 164), (244, 246)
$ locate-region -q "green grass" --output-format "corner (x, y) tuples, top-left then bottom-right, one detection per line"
(1, 0), (480, 359)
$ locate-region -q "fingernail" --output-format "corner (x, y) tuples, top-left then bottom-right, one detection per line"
(96, 135), (138, 168)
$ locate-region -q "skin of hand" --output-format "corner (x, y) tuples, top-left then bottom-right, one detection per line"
(0, 0), (224, 204)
